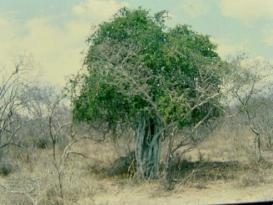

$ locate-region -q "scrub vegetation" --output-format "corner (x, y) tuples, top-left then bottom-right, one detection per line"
(1, 8), (273, 205)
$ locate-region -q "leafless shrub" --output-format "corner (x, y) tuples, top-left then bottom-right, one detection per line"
(0, 61), (26, 153)
(46, 91), (99, 203)
(228, 55), (273, 162)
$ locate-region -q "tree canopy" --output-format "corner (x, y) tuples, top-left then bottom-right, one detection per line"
(72, 8), (226, 178)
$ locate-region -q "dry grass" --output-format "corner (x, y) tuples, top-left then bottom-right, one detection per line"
(1, 125), (273, 205)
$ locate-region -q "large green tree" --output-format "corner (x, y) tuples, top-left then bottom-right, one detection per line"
(72, 8), (226, 179)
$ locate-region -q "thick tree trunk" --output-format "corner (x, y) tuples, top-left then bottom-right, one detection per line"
(135, 116), (162, 179)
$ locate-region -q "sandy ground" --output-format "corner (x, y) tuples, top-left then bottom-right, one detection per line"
(2, 171), (273, 205)
(91, 180), (273, 205)
(1, 130), (273, 205)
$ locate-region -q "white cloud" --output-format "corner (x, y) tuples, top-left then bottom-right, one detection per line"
(219, 0), (273, 23)
(211, 37), (249, 58)
(0, 0), (126, 86)
(72, 0), (127, 22)
(263, 29), (273, 46)
(240, 56), (273, 87)
(178, 0), (209, 18)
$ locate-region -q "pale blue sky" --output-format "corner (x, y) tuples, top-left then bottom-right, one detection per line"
(0, 0), (272, 85)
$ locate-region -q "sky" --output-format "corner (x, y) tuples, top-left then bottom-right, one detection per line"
(0, 0), (273, 86)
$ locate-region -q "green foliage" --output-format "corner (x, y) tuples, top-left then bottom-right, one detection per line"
(72, 7), (225, 132)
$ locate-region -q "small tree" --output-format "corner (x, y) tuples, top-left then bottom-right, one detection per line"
(229, 55), (273, 161)
(0, 58), (29, 152)
(72, 8), (226, 179)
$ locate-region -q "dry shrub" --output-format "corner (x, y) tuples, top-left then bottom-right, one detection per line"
(81, 152), (136, 179)
(163, 151), (243, 191)
(0, 193), (34, 205)
(0, 160), (14, 176)
(106, 151), (136, 177)
(237, 169), (266, 187)
(35, 137), (50, 149)
(62, 177), (100, 204)
(235, 157), (272, 187)
(197, 114), (259, 164)
(38, 186), (63, 205)
(83, 161), (107, 176)
(172, 156), (240, 183)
